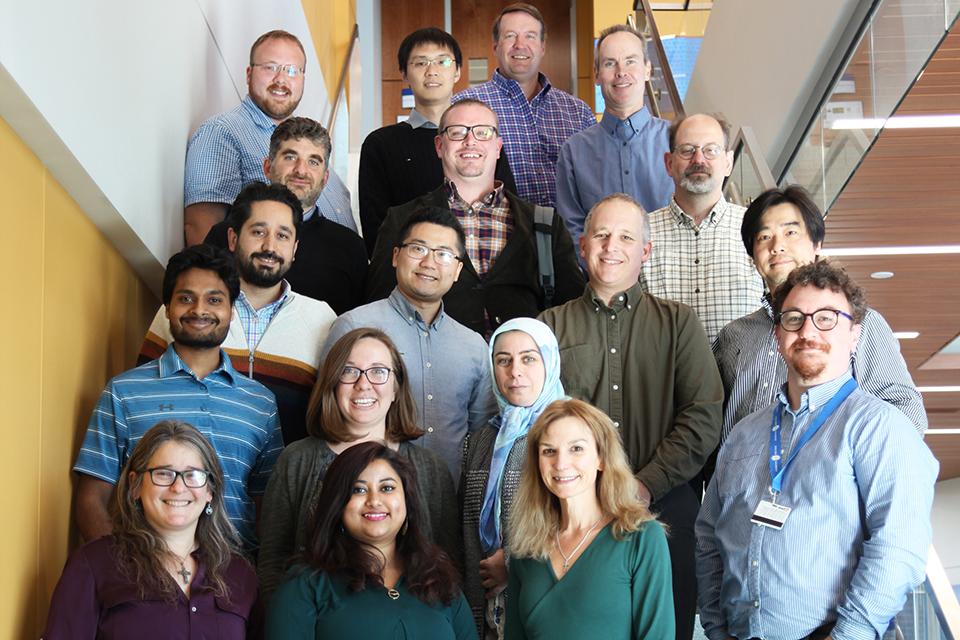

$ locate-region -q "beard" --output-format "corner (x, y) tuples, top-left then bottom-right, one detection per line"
(236, 251), (289, 288)
(170, 316), (229, 350)
(787, 338), (830, 380)
(679, 163), (716, 195)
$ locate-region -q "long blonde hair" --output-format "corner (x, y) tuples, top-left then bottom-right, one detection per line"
(509, 399), (655, 560)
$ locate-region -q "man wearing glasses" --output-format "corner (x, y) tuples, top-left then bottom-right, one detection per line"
(322, 208), (495, 477)
(639, 113), (764, 343)
(366, 99), (584, 338)
(697, 259), (937, 640)
(359, 27), (516, 256)
(183, 29), (355, 246)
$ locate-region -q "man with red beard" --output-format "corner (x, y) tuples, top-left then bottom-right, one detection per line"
(696, 260), (937, 640)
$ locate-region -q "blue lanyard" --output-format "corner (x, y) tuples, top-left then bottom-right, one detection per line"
(768, 378), (858, 495)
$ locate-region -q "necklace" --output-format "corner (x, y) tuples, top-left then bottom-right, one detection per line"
(554, 517), (603, 575)
(168, 549), (194, 585)
(387, 587), (400, 600)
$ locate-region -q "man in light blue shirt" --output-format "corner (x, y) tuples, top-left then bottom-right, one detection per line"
(696, 260), (937, 640)
(556, 24), (673, 254)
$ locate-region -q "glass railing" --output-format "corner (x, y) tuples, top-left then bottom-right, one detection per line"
(780, 0), (960, 213)
(632, 0), (686, 120)
(724, 123), (777, 206)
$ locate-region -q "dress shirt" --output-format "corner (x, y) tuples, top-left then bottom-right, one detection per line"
(446, 179), (512, 278)
(234, 280), (291, 350)
(320, 288), (497, 477)
(713, 295), (927, 439)
(539, 283), (722, 500)
(639, 197), (764, 343)
(454, 70), (595, 207)
(696, 372), (938, 640)
(555, 108), (673, 251)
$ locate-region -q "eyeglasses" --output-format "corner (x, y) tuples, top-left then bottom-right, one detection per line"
(251, 62), (304, 78)
(673, 143), (725, 160)
(340, 366), (393, 385)
(777, 308), (854, 332)
(440, 124), (499, 142)
(408, 56), (455, 70)
(399, 242), (461, 266)
(145, 467), (209, 488)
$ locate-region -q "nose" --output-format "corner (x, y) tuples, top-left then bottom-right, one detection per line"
(508, 360), (524, 380)
(796, 314), (820, 338)
(169, 474), (189, 492)
(353, 372), (373, 389)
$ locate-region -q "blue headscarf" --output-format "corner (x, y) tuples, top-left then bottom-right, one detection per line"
(479, 318), (564, 554)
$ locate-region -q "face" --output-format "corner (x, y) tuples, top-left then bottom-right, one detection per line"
(402, 43), (461, 106)
(342, 458), (407, 549)
(227, 200), (298, 288)
(436, 103), (502, 180)
(493, 331), (546, 408)
(336, 338), (397, 432)
(494, 11), (546, 84)
(776, 284), (860, 385)
(595, 31), (650, 117)
(392, 222), (464, 304)
(264, 137), (329, 210)
(132, 441), (213, 537)
(664, 114), (732, 197)
(538, 417), (603, 501)
(165, 268), (232, 349)
(581, 200), (652, 297)
(752, 203), (821, 290)
(246, 37), (306, 122)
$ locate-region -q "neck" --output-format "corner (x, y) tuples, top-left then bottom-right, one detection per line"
(329, 422), (391, 454)
(674, 192), (721, 226)
(450, 176), (495, 206)
(606, 104), (643, 121)
(172, 343), (221, 379)
(241, 280), (284, 311)
(415, 100), (448, 126)
(558, 493), (604, 531)
(162, 528), (198, 559)
(401, 292), (442, 325)
(786, 372), (834, 411)
(513, 74), (541, 101)
(372, 538), (399, 574)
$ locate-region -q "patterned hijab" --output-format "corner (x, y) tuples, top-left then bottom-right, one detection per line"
(479, 318), (565, 554)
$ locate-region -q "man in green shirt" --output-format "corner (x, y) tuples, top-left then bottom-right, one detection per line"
(539, 192), (722, 640)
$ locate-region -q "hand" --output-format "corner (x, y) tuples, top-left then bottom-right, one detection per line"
(635, 478), (652, 505)
(478, 548), (508, 598)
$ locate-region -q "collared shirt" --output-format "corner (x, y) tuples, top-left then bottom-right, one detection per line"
(454, 70), (596, 207)
(556, 108), (674, 251)
(73, 344), (283, 549)
(696, 372), (938, 640)
(320, 288), (497, 477)
(446, 179), (512, 278)
(639, 196), (764, 343)
(539, 283), (723, 501)
(234, 280), (292, 350)
(713, 295), (927, 439)
(406, 108), (438, 129)
(184, 95), (358, 233)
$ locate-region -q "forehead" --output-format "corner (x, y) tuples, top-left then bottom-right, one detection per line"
(149, 440), (204, 466)
(494, 330), (539, 352)
(599, 30), (645, 59)
(590, 200), (643, 233)
(675, 115), (724, 144)
(348, 337), (393, 363)
(445, 103), (497, 126)
(781, 283), (852, 313)
(357, 458), (401, 482)
(408, 42), (455, 59)
(758, 202), (808, 233)
(542, 416), (595, 444)
(500, 10), (543, 35)
(275, 136), (326, 159)
(403, 222), (459, 247)
(244, 200), (296, 229)
(252, 37), (305, 64)
(174, 267), (227, 292)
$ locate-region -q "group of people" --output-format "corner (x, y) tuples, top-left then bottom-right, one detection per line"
(43, 4), (939, 640)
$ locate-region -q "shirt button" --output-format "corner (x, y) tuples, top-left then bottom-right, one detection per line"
(427, 426), (434, 433)
(422, 331), (428, 337)
(753, 601), (759, 608)
(752, 560), (758, 567)
(624, 169), (630, 174)
(408, 316), (414, 322)
(768, 351), (775, 356)
(191, 606), (197, 613)
(610, 314), (616, 320)
(612, 384), (619, 391)
(694, 288), (700, 294)
(694, 258), (700, 265)
(618, 295), (624, 302)
(613, 421), (620, 428)
(426, 362), (432, 368)
(426, 394), (433, 401)
(200, 405), (207, 412)
(610, 348), (617, 354)
(762, 382), (768, 388)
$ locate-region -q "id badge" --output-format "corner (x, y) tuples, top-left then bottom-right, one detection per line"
(751, 499), (791, 530)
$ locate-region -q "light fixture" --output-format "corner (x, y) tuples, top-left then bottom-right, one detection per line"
(893, 331), (920, 340)
(821, 245), (960, 256)
(829, 114), (960, 130)
(917, 386), (960, 393)
(925, 429), (960, 435)
(870, 271), (894, 279)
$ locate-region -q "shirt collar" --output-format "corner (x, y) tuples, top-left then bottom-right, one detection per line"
(585, 281), (644, 312)
(241, 95), (278, 134)
(236, 280), (292, 314)
(668, 195), (729, 229)
(776, 370), (854, 416)
(302, 204), (319, 222)
(158, 343), (237, 385)
(406, 108), (439, 130)
(388, 287), (445, 329)
(445, 178), (505, 208)
(492, 69), (551, 100)
(599, 108), (651, 137)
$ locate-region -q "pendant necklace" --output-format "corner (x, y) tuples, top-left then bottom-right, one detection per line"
(555, 516), (603, 575)
(387, 587), (400, 600)
(169, 548), (195, 585)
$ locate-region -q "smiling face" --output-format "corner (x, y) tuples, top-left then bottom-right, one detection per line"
(752, 203), (821, 291)
(595, 30), (650, 119)
(581, 199), (652, 303)
(664, 114), (732, 199)
(165, 268), (232, 350)
(264, 137), (329, 210)
(228, 200), (298, 288)
(341, 458), (407, 550)
(538, 416), (603, 501)
(493, 331), (546, 408)
(436, 102), (502, 182)
(402, 42), (461, 108)
(336, 338), (397, 435)
(494, 10), (546, 85)
(392, 222), (463, 305)
(246, 36), (306, 122)
(132, 441), (213, 538)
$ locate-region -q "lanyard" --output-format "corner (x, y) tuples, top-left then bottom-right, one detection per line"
(768, 378), (858, 496)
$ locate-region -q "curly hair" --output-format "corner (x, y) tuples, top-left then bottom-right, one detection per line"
(771, 258), (867, 323)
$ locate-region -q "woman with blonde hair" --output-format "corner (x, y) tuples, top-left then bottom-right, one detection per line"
(505, 399), (674, 639)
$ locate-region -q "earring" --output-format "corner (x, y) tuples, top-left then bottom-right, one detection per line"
(204, 502), (213, 516)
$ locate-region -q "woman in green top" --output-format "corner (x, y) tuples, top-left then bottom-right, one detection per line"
(265, 441), (477, 640)
(505, 399), (675, 640)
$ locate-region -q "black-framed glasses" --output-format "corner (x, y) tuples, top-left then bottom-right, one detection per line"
(145, 467), (209, 488)
(673, 143), (725, 160)
(251, 62), (304, 78)
(777, 308), (854, 332)
(440, 124), (499, 142)
(408, 56), (455, 70)
(399, 242), (461, 266)
(340, 366), (393, 385)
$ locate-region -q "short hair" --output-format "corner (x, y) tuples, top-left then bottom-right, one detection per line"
(509, 399), (656, 560)
(438, 98), (499, 132)
(594, 24), (649, 73)
(397, 27), (463, 72)
(249, 29), (306, 68)
(668, 113), (732, 151)
(771, 259), (867, 324)
(269, 116), (332, 167)
(225, 182), (304, 240)
(741, 185), (826, 258)
(583, 193), (651, 245)
(493, 3), (547, 42)
(162, 245), (240, 307)
(396, 207), (467, 258)
(305, 328), (423, 443)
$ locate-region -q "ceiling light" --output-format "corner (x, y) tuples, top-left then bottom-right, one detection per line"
(870, 271), (894, 279)
(829, 114), (960, 129)
(925, 429), (960, 435)
(893, 331), (920, 340)
(917, 386), (960, 393)
(821, 245), (960, 256)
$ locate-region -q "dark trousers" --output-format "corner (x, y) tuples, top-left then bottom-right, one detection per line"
(650, 482), (700, 640)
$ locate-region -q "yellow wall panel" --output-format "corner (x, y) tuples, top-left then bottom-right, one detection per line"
(302, 0), (356, 104)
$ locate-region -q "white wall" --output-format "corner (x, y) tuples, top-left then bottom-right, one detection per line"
(932, 477), (960, 585)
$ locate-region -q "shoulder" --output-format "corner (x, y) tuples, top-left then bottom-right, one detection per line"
(220, 554), (259, 602)
(440, 315), (489, 352)
(454, 82), (496, 100)
(860, 306), (896, 336)
(190, 105), (246, 140)
(464, 424), (499, 463)
(715, 308), (768, 343)
(284, 292), (337, 325)
(337, 298), (391, 325)
(109, 360), (160, 386)
(538, 297), (584, 326)
(228, 371), (278, 405)
(401, 442), (449, 473)
(387, 187), (447, 218)
(363, 123), (408, 146)
(279, 436), (332, 466)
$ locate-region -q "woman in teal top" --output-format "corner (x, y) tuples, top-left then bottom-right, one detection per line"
(266, 442), (477, 640)
(505, 399), (675, 640)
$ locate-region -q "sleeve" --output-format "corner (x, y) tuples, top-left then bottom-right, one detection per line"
(468, 342), (498, 434)
(247, 410), (284, 495)
(694, 473), (731, 640)
(183, 122), (243, 207)
(358, 132), (392, 256)
(256, 447), (301, 603)
(72, 382), (127, 484)
(503, 560), (528, 640)
(418, 449), (463, 572)
(364, 206), (403, 303)
(41, 548), (100, 640)
(451, 592), (481, 640)
(630, 523), (676, 640)
(264, 571), (324, 640)
(548, 206), (587, 306)
(579, 99), (597, 131)
(554, 140), (588, 253)
(319, 314), (361, 362)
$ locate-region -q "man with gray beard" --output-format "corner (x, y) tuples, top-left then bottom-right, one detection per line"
(638, 113), (763, 343)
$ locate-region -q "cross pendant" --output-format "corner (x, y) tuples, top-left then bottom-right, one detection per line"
(177, 565), (192, 584)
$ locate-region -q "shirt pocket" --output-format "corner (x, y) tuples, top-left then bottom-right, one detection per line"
(559, 343), (603, 402)
(716, 451), (765, 502)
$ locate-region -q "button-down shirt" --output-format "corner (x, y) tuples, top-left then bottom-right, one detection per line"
(539, 283), (722, 501)
(640, 197), (764, 343)
(320, 288), (497, 477)
(696, 372), (938, 640)
(184, 95), (357, 233)
(406, 108), (438, 129)
(234, 280), (291, 350)
(446, 179), (512, 278)
(556, 109), (674, 251)
(713, 295), (927, 439)
(454, 70), (595, 207)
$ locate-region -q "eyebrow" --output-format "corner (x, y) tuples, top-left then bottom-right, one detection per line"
(406, 238), (456, 251)
(758, 220), (802, 232)
(494, 348), (540, 357)
(174, 287), (226, 297)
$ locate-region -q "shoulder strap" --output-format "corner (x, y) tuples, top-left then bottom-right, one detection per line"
(533, 205), (555, 308)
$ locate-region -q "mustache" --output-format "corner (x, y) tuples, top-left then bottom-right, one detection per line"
(252, 251), (284, 265)
(179, 314), (219, 325)
(791, 338), (830, 353)
(685, 163), (711, 177)
(266, 83), (291, 95)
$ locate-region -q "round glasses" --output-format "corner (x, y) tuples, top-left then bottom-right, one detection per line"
(340, 366), (393, 385)
(145, 467), (209, 488)
(250, 62), (304, 79)
(673, 143), (725, 160)
(440, 124), (499, 142)
(399, 242), (461, 266)
(777, 308), (854, 332)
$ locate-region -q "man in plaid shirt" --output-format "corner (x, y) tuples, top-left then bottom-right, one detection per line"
(454, 3), (595, 208)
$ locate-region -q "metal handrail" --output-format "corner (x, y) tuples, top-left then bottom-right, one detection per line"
(326, 23), (359, 133)
(925, 545), (960, 639)
(633, 0), (686, 119)
(722, 123), (777, 207)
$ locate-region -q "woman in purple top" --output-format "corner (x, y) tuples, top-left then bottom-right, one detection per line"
(43, 420), (258, 639)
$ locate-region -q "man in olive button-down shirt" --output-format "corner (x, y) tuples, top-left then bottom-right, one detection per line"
(539, 192), (722, 640)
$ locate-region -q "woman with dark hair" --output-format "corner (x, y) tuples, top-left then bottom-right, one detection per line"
(43, 420), (257, 639)
(257, 328), (458, 602)
(265, 442), (477, 639)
